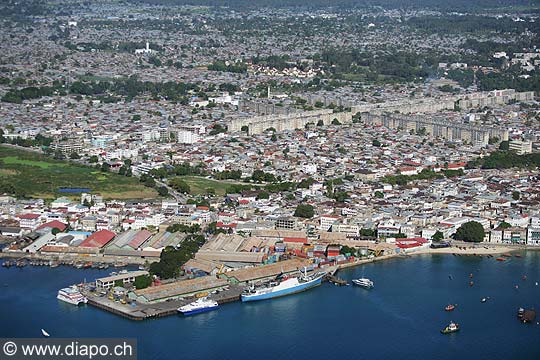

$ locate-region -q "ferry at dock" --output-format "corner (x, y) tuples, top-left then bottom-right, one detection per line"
(57, 286), (88, 306)
(241, 270), (326, 302)
(178, 298), (219, 316)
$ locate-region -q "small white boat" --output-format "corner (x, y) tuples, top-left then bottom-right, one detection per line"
(352, 278), (374, 289)
(178, 297), (219, 316)
(41, 329), (50, 337)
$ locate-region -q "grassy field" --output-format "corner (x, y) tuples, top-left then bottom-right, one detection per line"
(177, 176), (259, 196)
(178, 176), (234, 196)
(0, 146), (157, 200)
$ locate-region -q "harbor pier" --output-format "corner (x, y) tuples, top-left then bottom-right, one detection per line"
(82, 285), (244, 321)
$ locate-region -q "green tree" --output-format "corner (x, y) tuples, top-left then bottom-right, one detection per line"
(149, 235), (206, 279)
(69, 152), (80, 159)
(454, 221), (485, 243)
(294, 204), (314, 218)
(157, 186), (169, 196)
(432, 230), (444, 242)
(499, 140), (509, 151)
(100, 162), (110, 172)
(133, 275), (152, 289)
(256, 191), (270, 200)
(359, 228), (376, 237)
(169, 178), (190, 193)
(372, 139), (381, 147)
(340, 245), (357, 256)
(512, 191), (520, 200)
(374, 191), (384, 199)
(333, 191), (349, 202)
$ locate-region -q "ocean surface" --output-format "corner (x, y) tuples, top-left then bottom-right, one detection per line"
(1, 252), (539, 360)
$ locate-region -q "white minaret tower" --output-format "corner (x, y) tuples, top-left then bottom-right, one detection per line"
(146, 42), (150, 51)
(267, 85), (271, 99)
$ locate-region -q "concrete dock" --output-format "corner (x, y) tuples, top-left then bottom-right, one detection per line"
(83, 285), (244, 321)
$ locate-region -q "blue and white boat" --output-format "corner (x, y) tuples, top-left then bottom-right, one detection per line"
(177, 297), (219, 316)
(241, 270), (326, 302)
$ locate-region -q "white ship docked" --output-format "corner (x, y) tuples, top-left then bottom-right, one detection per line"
(57, 286), (88, 305)
(241, 270), (326, 302)
(178, 297), (219, 316)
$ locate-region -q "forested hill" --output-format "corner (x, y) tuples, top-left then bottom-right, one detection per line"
(128, 0), (538, 11)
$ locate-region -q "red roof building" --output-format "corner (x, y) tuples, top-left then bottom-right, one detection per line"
(216, 222), (237, 229)
(79, 230), (116, 248)
(36, 220), (67, 232)
(284, 237), (307, 244)
(18, 213), (40, 220)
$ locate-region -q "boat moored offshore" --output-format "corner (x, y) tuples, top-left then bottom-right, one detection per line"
(352, 278), (374, 289)
(57, 286), (88, 305)
(440, 321), (460, 334)
(241, 270), (326, 302)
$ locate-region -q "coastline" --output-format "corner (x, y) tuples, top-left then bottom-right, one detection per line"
(2, 245), (536, 321)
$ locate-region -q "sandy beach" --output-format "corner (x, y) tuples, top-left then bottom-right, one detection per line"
(413, 244), (515, 256)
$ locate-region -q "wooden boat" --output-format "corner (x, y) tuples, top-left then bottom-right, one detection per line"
(496, 257), (506, 262)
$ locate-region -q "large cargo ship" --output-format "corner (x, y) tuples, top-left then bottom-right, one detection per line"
(241, 270), (326, 302)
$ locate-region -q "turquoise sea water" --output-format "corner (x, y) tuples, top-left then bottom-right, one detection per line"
(1, 252), (539, 360)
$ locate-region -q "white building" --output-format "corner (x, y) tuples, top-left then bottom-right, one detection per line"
(527, 227), (540, 246)
(142, 130), (161, 143)
(18, 213), (41, 230)
(135, 42), (154, 55)
(301, 164), (317, 174)
(509, 140), (532, 155)
(177, 130), (200, 144)
(320, 215), (340, 231)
